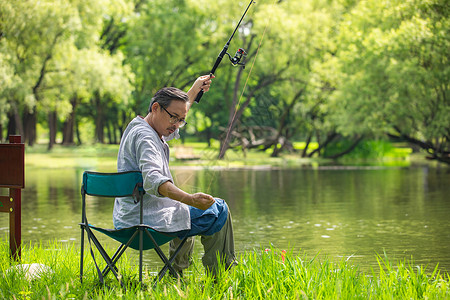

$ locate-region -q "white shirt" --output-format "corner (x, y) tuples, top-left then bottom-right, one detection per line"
(113, 116), (190, 232)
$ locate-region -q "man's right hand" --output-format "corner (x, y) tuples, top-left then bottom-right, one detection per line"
(189, 192), (215, 210)
(158, 181), (215, 210)
(187, 74), (215, 105)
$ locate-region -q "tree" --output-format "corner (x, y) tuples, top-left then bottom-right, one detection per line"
(55, 48), (134, 145)
(0, 0), (80, 146)
(124, 0), (209, 114)
(0, 53), (16, 141)
(330, 0), (449, 163)
(216, 0), (341, 158)
(0, 0), (134, 147)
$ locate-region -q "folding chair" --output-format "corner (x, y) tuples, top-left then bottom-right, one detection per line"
(79, 171), (187, 287)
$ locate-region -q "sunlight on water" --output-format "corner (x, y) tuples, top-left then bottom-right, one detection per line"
(1, 166), (449, 273)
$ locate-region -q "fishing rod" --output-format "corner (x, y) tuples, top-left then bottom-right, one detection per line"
(195, 0), (255, 103)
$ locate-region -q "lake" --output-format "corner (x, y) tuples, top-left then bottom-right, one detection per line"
(1, 163), (449, 274)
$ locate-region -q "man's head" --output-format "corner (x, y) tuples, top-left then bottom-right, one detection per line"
(148, 87), (189, 113)
(145, 87), (189, 138)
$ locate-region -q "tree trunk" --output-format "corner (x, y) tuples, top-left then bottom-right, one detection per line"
(28, 33), (59, 147)
(7, 112), (16, 138)
(324, 136), (363, 159)
(219, 139), (230, 159)
(7, 102), (24, 138)
(218, 67), (246, 159)
(307, 132), (338, 158)
(94, 93), (104, 143)
(111, 122), (119, 144)
(302, 133), (312, 158)
(48, 111), (57, 150)
(387, 129), (450, 165)
(106, 121), (113, 144)
(219, 89), (257, 160)
(218, 92), (256, 159)
(75, 118), (82, 145)
(270, 89), (304, 157)
(62, 96), (77, 145)
(271, 139), (283, 157)
(218, 72), (285, 159)
(23, 110), (37, 146)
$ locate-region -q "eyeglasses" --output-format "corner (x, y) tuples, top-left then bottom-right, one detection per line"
(160, 104), (187, 128)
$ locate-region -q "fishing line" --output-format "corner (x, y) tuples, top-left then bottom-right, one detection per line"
(218, 9), (272, 160)
(205, 0), (275, 194)
(176, 0), (275, 195)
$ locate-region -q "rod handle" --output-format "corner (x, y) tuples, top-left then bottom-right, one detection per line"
(194, 89), (204, 103)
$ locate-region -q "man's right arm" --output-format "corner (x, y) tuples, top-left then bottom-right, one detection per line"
(158, 181), (215, 210)
(186, 74), (215, 108)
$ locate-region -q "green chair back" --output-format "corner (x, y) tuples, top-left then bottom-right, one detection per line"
(82, 171), (143, 197)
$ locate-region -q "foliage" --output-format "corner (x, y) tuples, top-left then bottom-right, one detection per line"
(0, 240), (448, 299)
(0, 0), (133, 146)
(125, 0), (207, 112)
(323, 139), (395, 159)
(1, 0), (448, 163)
(328, 0), (449, 163)
(0, 0), (78, 110)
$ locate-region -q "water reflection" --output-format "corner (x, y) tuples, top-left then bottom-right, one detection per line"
(1, 166), (449, 273)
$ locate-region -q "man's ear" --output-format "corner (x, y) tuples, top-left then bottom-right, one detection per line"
(151, 102), (160, 112)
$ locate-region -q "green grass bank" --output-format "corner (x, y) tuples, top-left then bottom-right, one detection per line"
(24, 140), (420, 172)
(1, 240), (449, 299)
(4, 143), (448, 299)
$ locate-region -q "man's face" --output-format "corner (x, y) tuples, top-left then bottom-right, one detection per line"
(153, 100), (188, 137)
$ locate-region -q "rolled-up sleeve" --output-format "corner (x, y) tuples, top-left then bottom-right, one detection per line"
(114, 116), (190, 232)
(136, 134), (172, 197)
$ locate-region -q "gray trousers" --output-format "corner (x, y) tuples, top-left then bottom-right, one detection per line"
(169, 211), (236, 275)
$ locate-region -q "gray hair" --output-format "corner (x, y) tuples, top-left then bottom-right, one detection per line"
(148, 87), (189, 113)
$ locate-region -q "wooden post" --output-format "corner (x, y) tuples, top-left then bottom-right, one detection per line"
(0, 135), (24, 261)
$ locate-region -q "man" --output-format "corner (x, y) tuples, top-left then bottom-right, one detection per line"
(113, 75), (236, 277)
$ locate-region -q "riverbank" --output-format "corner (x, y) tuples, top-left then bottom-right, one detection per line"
(23, 142), (429, 172)
(1, 240), (448, 299)
(5, 144), (449, 298)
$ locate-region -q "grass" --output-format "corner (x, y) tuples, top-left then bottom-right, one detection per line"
(24, 139), (415, 172)
(25, 144), (119, 171)
(24, 142), (317, 171)
(1, 240), (448, 299)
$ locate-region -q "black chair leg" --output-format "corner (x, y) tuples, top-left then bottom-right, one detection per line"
(80, 226), (85, 283)
(157, 237), (188, 281)
(102, 229), (140, 280)
(139, 228), (144, 283)
(86, 227), (123, 286)
(101, 244), (124, 278)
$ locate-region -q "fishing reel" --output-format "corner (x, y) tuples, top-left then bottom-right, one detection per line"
(226, 48), (247, 68)
(195, 0), (254, 103)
